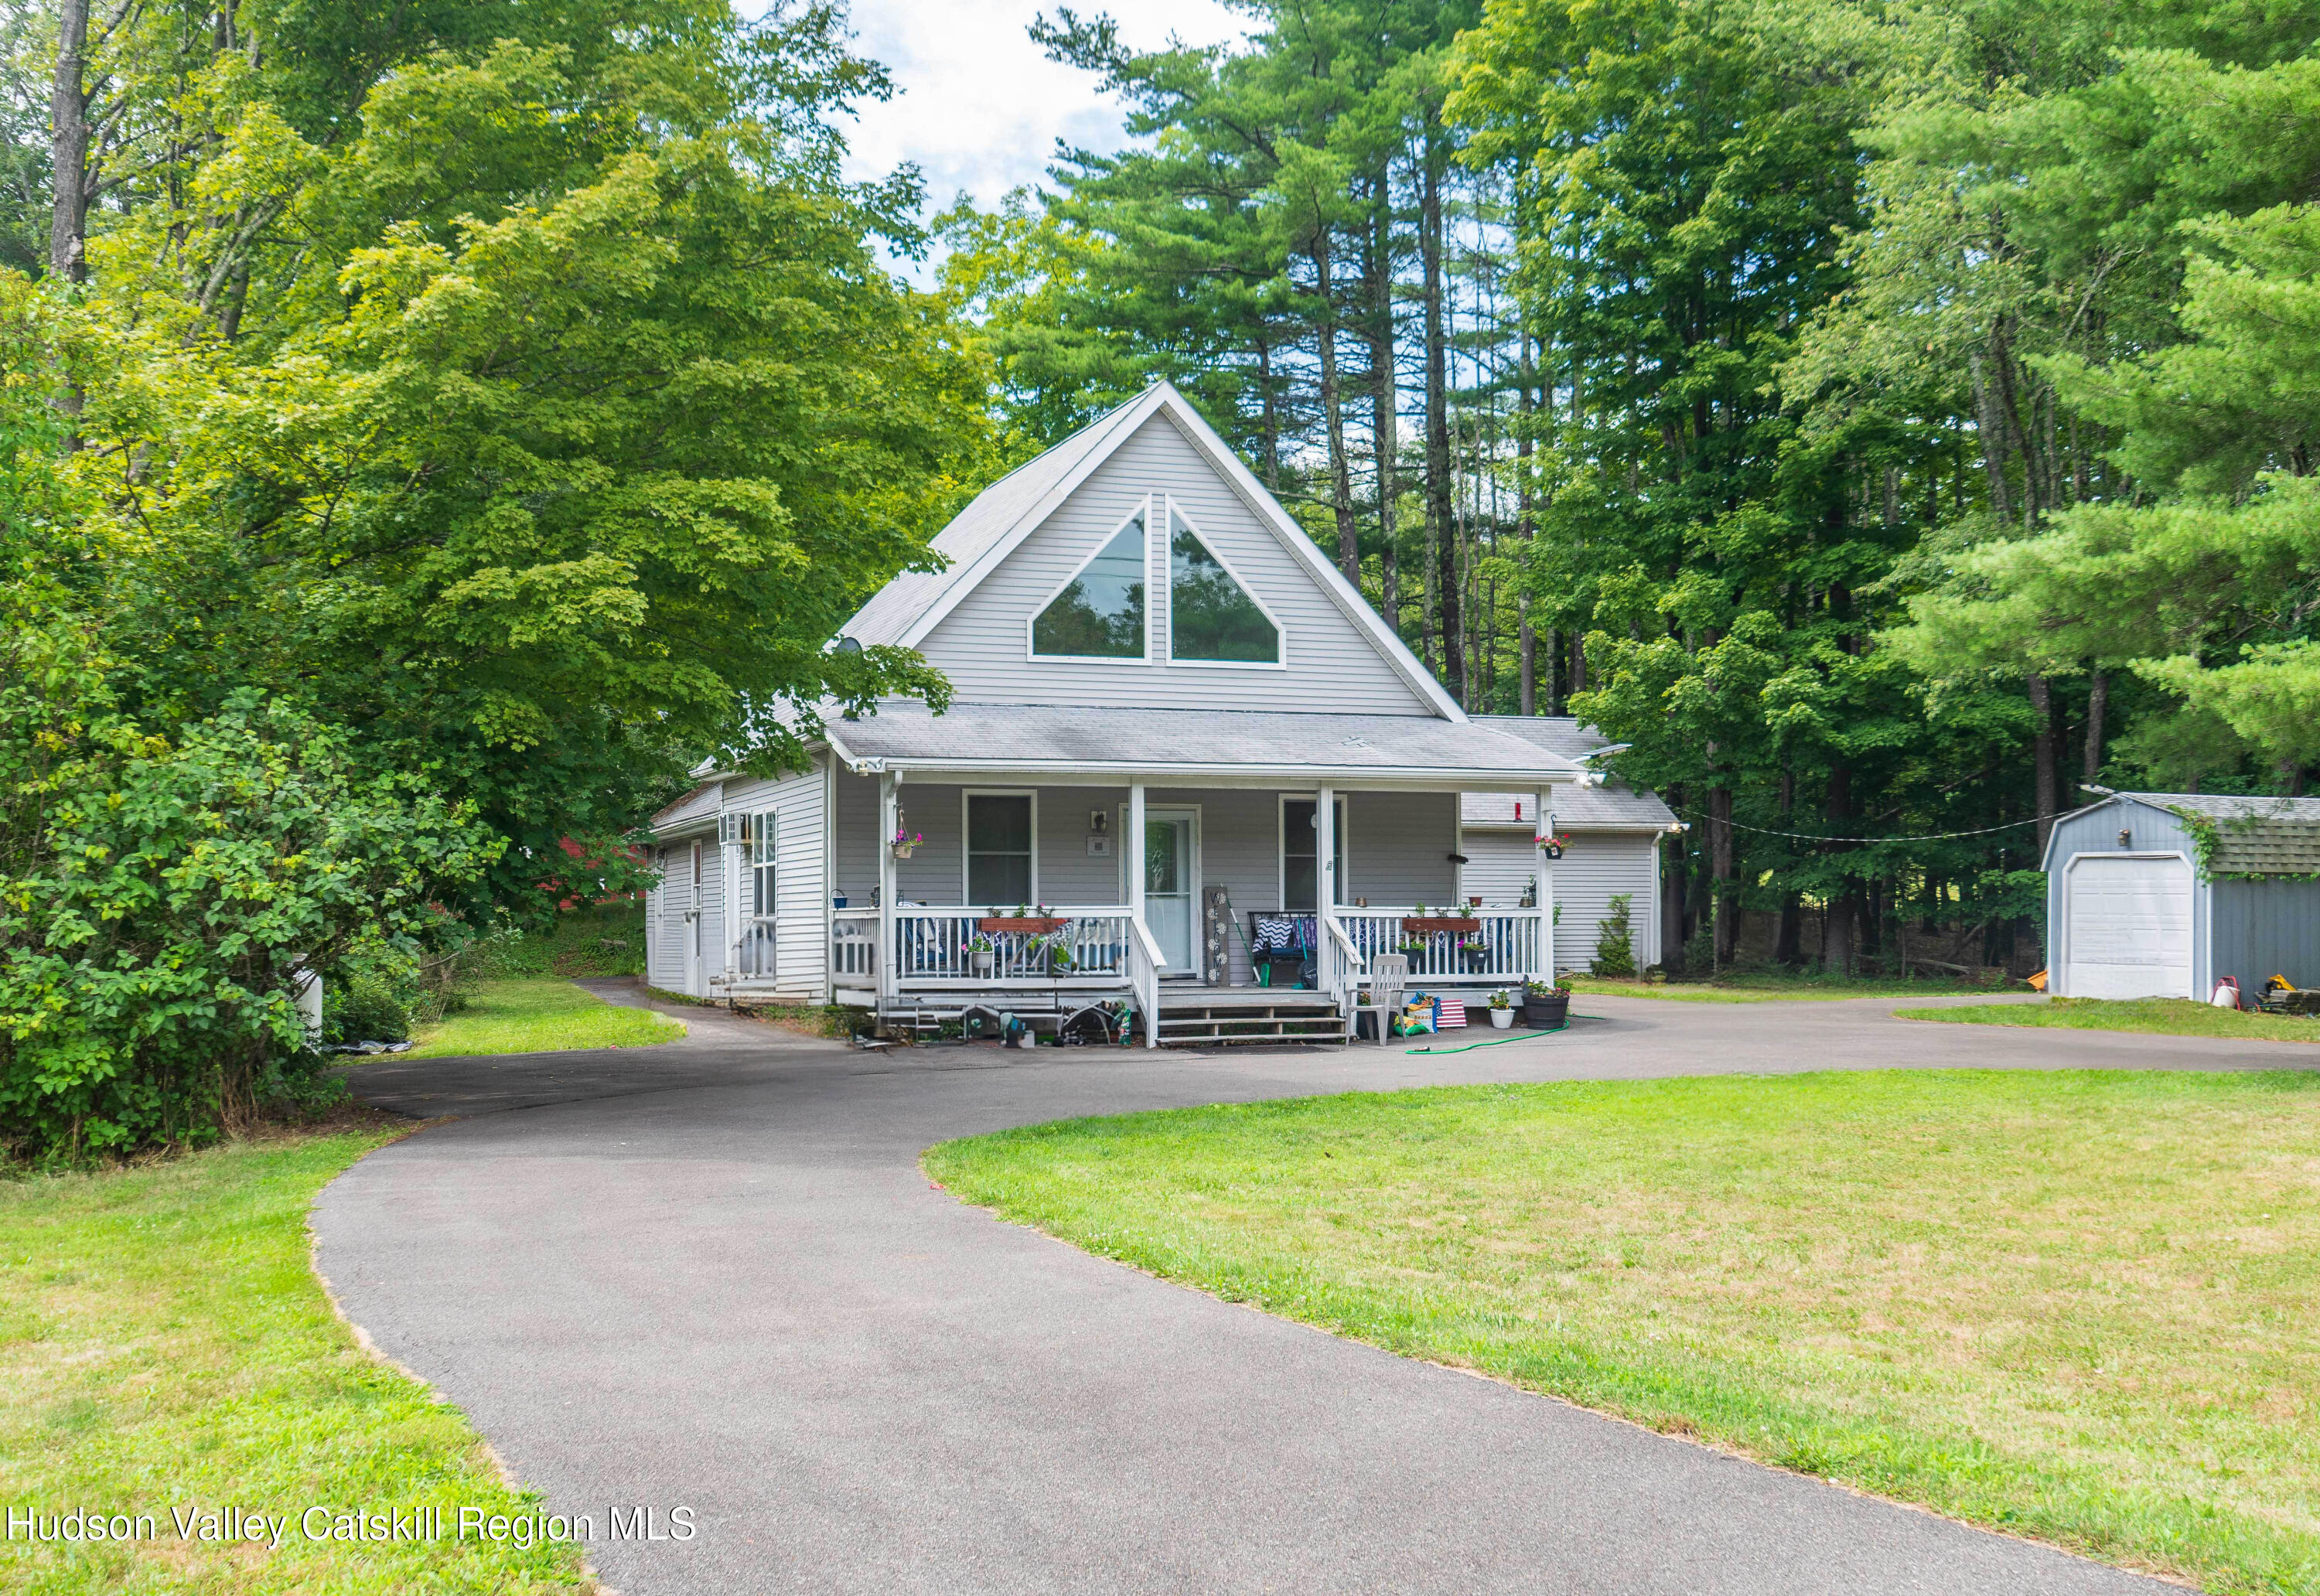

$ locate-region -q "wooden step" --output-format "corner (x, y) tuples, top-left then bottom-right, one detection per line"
(1152, 995), (1348, 1046)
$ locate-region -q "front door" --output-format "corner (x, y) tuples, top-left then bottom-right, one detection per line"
(1144, 809), (1198, 973)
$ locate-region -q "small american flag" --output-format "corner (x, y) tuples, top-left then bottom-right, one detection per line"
(1435, 998), (1467, 1029)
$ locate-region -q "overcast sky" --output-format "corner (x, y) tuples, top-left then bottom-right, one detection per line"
(827, 0), (1247, 216)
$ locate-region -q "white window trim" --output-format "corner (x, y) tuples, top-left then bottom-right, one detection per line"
(1024, 497), (1155, 666)
(1163, 495), (1288, 670)
(1276, 793), (1349, 910)
(961, 788), (1040, 906)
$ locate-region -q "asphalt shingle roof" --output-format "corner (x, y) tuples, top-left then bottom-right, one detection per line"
(839, 401), (1150, 650)
(1468, 717), (1677, 829)
(824, 701), (1582, 780)
(2134, 793), (2320, 875)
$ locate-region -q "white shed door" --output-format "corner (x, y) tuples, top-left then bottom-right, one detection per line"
(2065, 855), (2192, 998)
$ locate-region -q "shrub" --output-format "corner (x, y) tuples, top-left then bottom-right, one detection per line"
(1592, 894), (1638, 978)
(1, 682), (499, 1162)
(329, 979), (411, 1045)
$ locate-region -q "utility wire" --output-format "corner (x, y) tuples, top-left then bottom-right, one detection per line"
(1673, 806), (2046, 844)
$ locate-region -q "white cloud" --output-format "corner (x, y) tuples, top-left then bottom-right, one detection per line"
(826, 0), (1246, 211)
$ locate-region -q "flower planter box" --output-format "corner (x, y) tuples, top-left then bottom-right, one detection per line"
(1522, 993), (1571, 1028)
(1402, 916), (1482, 935)
(979, 917), (1069, 935)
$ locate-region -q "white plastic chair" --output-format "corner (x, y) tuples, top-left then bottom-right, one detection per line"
(1353, 954), (1408, 1045)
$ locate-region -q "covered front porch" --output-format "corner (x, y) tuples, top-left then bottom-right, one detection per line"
(712, 704), (1583, 1044)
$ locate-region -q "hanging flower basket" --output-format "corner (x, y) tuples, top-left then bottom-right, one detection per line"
(1537, 831), (1570, 860)
(890, 827), (923, 860)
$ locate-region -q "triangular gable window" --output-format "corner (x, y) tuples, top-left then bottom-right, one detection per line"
(1169, 505), (1280, 663)
(1032, 506), (1147, 660)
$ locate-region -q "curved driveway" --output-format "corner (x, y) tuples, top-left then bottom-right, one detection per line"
(316, 991), (2300, 1594)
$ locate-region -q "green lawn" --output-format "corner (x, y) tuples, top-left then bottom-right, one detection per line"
(0, 1127), (585, 1593)
(405, 977), (683, 1058)
(1569, 974), (2006, 1003)
(927, 1071), (2320, 1594)
(1898, 995), (2320, 1044)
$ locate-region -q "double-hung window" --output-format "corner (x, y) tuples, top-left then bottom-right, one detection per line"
(966, 793), (1035, 904)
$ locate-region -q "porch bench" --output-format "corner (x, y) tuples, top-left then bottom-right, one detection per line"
(1247, 912), (1319, 988)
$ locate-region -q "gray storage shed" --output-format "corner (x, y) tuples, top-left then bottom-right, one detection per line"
(2042, 792), (2320, 1000)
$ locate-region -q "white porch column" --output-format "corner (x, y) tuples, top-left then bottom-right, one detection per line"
(1128, 783), (1147, 926)
(1316, 784), (1338, 995)
(1535, 788), (1554, 984)
(877, 772), (898, 1006)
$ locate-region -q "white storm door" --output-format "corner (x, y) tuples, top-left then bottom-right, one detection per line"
(2064, 854), (2192, 998)
(688, 841), (705, 995)
(1144, 810), (1198, 972)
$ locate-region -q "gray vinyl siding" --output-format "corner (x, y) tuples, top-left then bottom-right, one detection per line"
(1459, 829), (1537, 909)
(834, 769), (879, 908)
(722, 759), (830, 1001)
(2043, 800), (2210, 998)
(2209, 878), (2320, 997)
(1345, 792), (1459, 906)
(919, 411), (1434, 714)
(1463, 829), (1661, 974)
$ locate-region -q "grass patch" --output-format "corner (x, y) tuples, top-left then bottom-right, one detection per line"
(1896, 995), (2320, 1045)
(927, 1070), (2320, 1594)
(1569, 972), (2007, 1003)
(404, 979), (682, 1059)
(475, 902), (647, 981)
(0, 1125), (585, 1593)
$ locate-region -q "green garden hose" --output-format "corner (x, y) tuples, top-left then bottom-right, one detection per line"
(1406, 1017), (1603, 1054)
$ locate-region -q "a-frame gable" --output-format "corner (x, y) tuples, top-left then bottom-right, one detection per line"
(892, 384), (1462, 719)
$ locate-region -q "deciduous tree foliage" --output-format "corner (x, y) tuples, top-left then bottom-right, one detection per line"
(6, 0), (995, 1156)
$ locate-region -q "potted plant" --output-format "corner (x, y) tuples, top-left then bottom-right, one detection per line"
(1458, 935), (1491, 972)
(1537, 830), (1569, 860)
(1398, 935), (1428, 957)
(967, 933), (995, 977)
(890, 826), (922, 860)
(1521, 977), (1571, 1029)
(1487, 989), (1515, 1029)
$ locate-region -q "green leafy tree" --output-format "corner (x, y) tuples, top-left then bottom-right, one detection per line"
(43, 5), (991, 916)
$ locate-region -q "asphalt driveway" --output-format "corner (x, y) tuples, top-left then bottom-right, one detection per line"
(313, 990), (2303, 1594)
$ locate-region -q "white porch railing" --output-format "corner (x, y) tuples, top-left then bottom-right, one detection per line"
(1127, 914), (1163, 1049)
(837, 907), (1139, 988)
(833, 912), (877, 985)
(731, 916), (778, 980)
(1335, 908), (1545, 983)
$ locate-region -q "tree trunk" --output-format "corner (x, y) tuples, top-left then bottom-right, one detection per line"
(1824, 764), (1855, 974)
(50, 0), (91, 286)
(1775, 894), (1803, 965)
(1570, 631), (1587, 696)
(1312, 244), (1359, 585)
(1517, 331), (1537, 714)
(2083, 669), (2107, 789)
(1660, 829), (1687, 976)
(1368, 208), (1398, 631)
(1421, 117), (1462, 702)
(1707, 780), (1736, 970)
(2029, 674), (2059, 857)
(1968, 350), (2014, 526)
(1257, 334), (1280, 491)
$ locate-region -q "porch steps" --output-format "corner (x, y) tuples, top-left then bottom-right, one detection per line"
(1154, 989), (1347, 1047)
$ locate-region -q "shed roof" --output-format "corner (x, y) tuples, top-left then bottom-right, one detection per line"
(2046, 791), (2320, 876)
